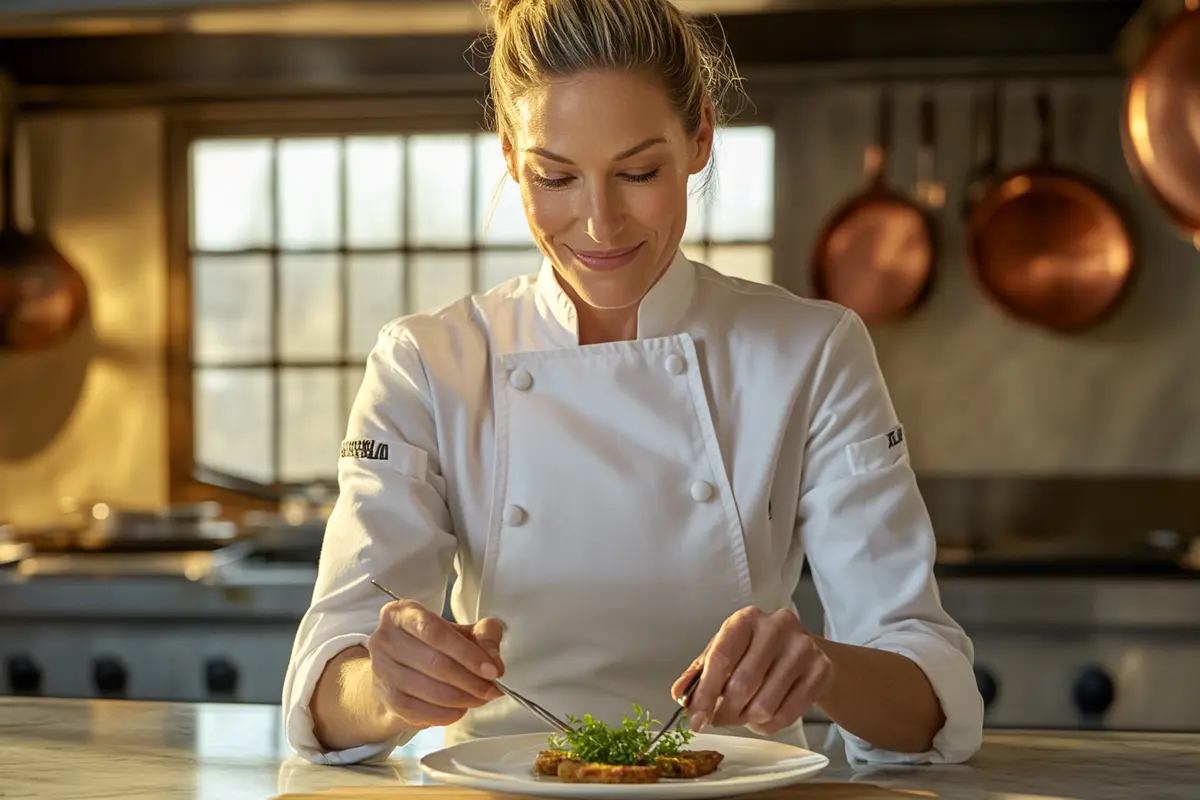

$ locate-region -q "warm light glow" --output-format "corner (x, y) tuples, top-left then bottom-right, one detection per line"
(1008, 175), (1033, 196)
(1126, 82), (1152, 163)
(185, 2), (486, 36)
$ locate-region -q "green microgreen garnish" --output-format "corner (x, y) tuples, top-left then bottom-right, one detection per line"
(547, 704), (695, 766)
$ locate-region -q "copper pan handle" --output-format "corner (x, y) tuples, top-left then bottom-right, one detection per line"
(1036, 90), (1054, 163)
(864, 86), (892, 183)
(962, 83), (1001, 220)
(1, 71), (17, 230)
(916, 94), (944, 208)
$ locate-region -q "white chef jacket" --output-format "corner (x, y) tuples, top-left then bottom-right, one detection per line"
(281, 249), (984, 768)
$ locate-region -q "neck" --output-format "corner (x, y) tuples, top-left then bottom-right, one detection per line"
(575, 304), (639, 345)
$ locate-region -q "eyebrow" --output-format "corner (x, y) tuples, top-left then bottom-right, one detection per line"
(524, 137), (667, 165)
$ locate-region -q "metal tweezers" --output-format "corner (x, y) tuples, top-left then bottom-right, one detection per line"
(644, 669), (702, 752)
(369, 579), (575, 734)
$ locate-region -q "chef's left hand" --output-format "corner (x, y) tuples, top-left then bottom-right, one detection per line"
(672, 606), (833, 736)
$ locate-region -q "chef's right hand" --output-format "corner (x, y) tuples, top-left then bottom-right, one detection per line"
(367, 598), (506, 728)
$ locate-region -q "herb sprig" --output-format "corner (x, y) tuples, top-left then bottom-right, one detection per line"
(547, 704), (695, 766)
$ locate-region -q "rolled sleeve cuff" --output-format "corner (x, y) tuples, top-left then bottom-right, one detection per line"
(283, 632), (415, 765)
(837, 632), (984, 765)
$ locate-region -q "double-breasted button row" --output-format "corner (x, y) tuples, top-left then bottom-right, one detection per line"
(507, 354), (685, 392)
(503, 480), (713, 528)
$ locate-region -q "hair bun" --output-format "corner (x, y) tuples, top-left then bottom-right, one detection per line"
(490, 0), (521, 28)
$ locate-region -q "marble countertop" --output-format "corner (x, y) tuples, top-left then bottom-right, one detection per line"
(1, 697), (1197, 800)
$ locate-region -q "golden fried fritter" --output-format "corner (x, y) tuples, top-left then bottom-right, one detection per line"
(655, 749), (725, 778)
(557, 759), (660, 784)
(534, 749), (571, 776)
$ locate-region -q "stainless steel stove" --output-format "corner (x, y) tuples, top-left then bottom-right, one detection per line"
(2, 515), (1198, 732)
(0, 504), (322, 705)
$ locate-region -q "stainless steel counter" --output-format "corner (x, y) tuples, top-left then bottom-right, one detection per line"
(1, 697), (1198, 799)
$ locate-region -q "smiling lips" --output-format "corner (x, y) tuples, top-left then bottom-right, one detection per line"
(568, 243), (644, 271)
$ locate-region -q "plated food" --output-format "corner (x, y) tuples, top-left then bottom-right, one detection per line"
(534, 705), (725, 784)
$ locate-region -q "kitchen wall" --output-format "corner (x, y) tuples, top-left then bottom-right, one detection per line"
(773, 76), (1200, 475)
(1, 73), (1199, 527)
(0, 111), (169, 526)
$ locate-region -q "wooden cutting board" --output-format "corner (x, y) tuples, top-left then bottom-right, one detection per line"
(273, 783), (935, 799)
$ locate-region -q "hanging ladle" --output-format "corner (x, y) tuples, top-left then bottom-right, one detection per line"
(0, 72), (88, 352)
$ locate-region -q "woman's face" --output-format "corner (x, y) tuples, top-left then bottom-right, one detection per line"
(503, 70), (714, 311)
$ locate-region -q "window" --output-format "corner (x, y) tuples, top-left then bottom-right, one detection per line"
(184, 125), (774, 487)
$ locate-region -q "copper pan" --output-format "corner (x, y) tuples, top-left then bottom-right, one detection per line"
(811, 89), (937, 324)
(1121, 3), (1200, 241)
(967, 91), (1136, 331)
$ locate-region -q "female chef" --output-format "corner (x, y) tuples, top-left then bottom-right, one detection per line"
(282, 0), (984, 768)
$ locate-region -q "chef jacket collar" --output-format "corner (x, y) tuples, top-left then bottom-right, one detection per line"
(533, 248), (696, 345)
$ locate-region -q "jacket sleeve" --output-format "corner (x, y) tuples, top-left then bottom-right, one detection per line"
(795, 309), (983, 765)
(281, 324), (457, 765)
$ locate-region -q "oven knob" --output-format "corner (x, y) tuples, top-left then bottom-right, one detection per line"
(1072, 666), (1115, 716)
(204, 658), (239, 695)
(7, 654), (42, 695)
(973, 666), (998, 709)
(93, 656), (128, 696)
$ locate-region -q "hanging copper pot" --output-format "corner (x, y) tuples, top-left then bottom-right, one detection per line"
(967, 90), (1136, 331)
(1120, 2), (1200, 240)
(811, 88), (937, 324)
(0, 72), (88, 351)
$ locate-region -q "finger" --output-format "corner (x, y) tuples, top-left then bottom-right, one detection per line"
(688, 613), (756, 730)
(468, 618), (506, 671)
(749, 656), (832, 737)
(713, 618), (789, 726)
(387, 661), (501, 709)
(743, 636), (819, 727)
(374, 671), (468, 728)
(671, 651), (707, 703)
(373, 627), (500, 700)
(387, 602), (499, 680)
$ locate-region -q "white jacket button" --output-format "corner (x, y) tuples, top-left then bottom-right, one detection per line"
(665, 354), (686, 375)
(690, 481), (714, 502)
(509, 369), (533, 391)
(503, 505), (527, 526)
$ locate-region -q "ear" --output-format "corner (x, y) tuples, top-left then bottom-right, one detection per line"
(688, 100), (716, 176)
(501, 133), (519, 182)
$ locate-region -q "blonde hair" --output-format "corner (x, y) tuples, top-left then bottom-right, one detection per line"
(479, 0), (745, 164)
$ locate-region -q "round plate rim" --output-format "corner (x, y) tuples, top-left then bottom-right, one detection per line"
(418, 731), (831, 799)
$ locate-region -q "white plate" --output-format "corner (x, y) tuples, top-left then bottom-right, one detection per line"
(419, 732), (830, 799)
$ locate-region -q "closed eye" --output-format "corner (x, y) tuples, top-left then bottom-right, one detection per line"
(527, 169), (660, 190)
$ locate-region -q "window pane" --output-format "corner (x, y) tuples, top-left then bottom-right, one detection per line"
(277, 138), (341, 249)
(192, 255), (272, 365)
(708, 244), (773, 285)
(480, 249), (539, 290)
(411, 253), (472, 313)
(281, 369), (341, 483)
(409, 135), (472, 246)
(347, 137), (404, 248)
(708, 126), (774, 241)
(475, 135), (532, 246)
(195, 368), (274, 483)
(348, 253), (404, 358)
(191, 139), (273, 251)
(344, 365), (366, 423)
(681, 244), (707, 265)
(279, 254), (341, 361)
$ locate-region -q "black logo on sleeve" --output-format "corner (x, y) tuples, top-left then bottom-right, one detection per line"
(340, 439), (389, 460)
(886, 426), (904, 449)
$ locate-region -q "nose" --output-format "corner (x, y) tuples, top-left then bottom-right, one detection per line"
(583, 183), (624, 244)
